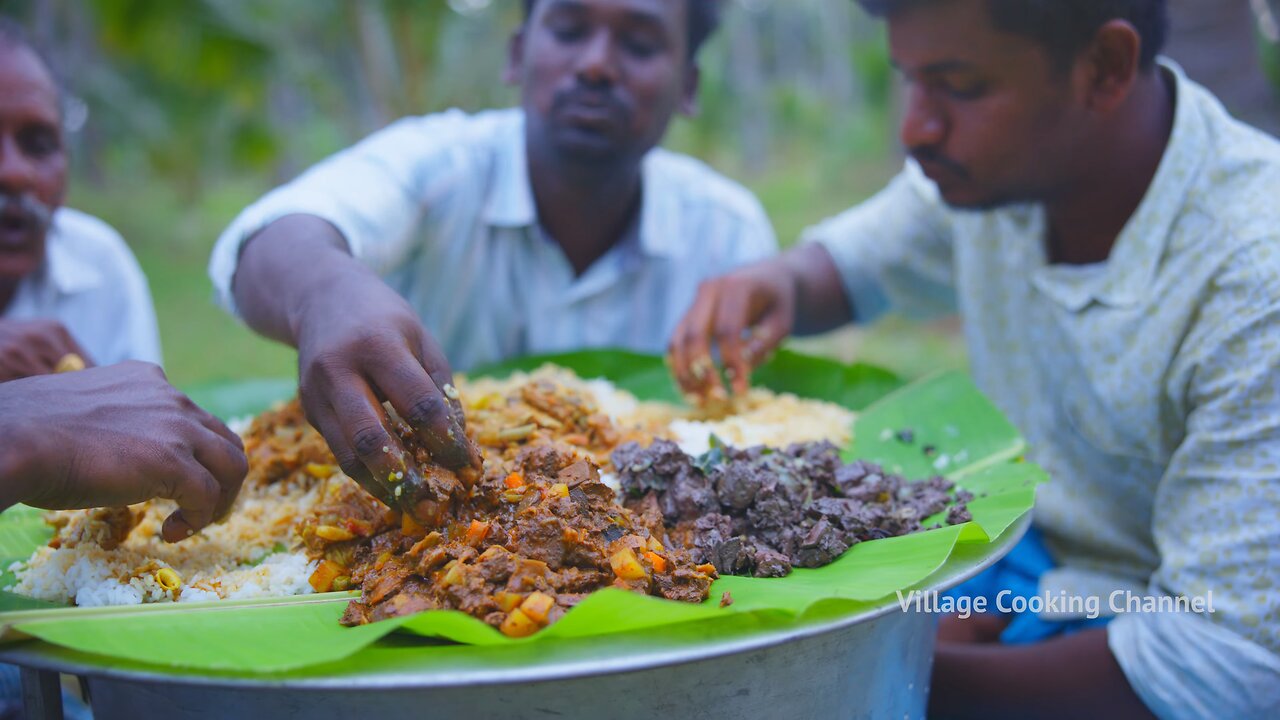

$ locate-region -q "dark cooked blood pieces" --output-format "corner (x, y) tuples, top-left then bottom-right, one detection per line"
(612, 440), (973, 578)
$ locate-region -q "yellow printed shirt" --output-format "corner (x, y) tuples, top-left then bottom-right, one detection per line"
(809, 61), (1280, 718)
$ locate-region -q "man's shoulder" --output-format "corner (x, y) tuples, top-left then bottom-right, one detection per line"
(643, 148), (768, 225)
(379, 107), (519, 151)
(50, 208), (134, 261)
(1166, 87), (1280, 277)
(46, 208), (147, 295)
(1188, 84), (1280, 230)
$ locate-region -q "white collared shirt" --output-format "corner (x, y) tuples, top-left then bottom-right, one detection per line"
(3, 207), (161, 367)
(209, 108), (777, 370)
(809, 60), (1280, 718)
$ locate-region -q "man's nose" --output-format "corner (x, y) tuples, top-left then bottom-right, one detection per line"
(576, 29), (619, 86)
(899, 84), (946, 151)
(0, 136), (36, 194)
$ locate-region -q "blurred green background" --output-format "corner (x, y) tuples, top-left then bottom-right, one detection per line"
(4, 0), (1278, 389)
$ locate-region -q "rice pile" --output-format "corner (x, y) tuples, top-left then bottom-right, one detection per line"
(463, 366), (856, 457)
(7, 364), (854, 607)
(8, 469), (329, 607)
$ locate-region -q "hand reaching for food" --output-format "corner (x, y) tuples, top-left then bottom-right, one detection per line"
(0, 317), (95, 382)
(290, 262), (481, 517)
(0, 361), (247, 542)
(231, 215), (482, 522)
(667, 244), (854, 406)
(667, 258), (795, 402)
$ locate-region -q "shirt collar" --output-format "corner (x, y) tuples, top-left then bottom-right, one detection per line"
(38, 209), (104, 296)
(1034, 58), (1208, 311)
(481, 109), (684, 260)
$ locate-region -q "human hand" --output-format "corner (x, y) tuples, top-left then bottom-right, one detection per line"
(0, 318), (95, 382)
(293, 274), (478, 511)
(668, 259), (795, 401)
(0, 361), (247, 542)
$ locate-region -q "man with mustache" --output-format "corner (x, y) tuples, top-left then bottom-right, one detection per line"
(0, 21), (160, 381)
(210, 0), (775, 504)
(669, 0), (1279, 717)
(0, 22), (247, 718)
(0, 20), (244, 538)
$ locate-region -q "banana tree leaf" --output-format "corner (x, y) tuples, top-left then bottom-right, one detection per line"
(471, 347), (905, 410)
(184, 377), (297, 421)
(0, 352), (1041, 673)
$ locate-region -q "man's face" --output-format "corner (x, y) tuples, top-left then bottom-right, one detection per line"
(511, 0), (696, 165)
(0, 45), (65, 282)
(886, 0), (1089, 209)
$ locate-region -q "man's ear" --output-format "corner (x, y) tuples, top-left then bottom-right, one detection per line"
(1079, 19), (1143, 114)
(679, 63), (701, 116)
(503, 30), (526, 86)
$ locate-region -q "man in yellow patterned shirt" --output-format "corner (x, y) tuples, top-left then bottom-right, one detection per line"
(669, 0), (1280, 717)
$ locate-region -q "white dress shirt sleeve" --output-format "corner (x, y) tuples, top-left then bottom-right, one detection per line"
(109, 243), (162, 367)
(801, 161), (956, 323)
(209, 110), (476, 317)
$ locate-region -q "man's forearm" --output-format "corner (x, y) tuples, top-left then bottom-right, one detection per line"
(929, 628), (1155, 720)
(782, 242), (855, 336)
(232, 214), (372, 347)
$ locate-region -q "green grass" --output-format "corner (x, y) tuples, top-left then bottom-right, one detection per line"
(65, 143), (964, 391)
(67, 178), (297, 389)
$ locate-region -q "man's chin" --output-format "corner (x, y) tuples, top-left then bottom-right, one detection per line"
(936, 184), (1018, 213)
(549, 127), (629, 164)
(0, 251), (42, 282)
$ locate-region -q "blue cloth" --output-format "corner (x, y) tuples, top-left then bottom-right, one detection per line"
(945, 526), (1112, 644)
(0, 664), (93, 720)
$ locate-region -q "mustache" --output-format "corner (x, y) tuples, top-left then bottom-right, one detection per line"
(909, 146), (971, 180)
(0, 192), (54, 231)
(552, 84), (629, 118)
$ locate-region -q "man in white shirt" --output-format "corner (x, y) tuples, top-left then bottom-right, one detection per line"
(210, 0), (777, 510)
(669, 0), (1280, 718)
(0, 21), (160, 381)
(0, 24), (245, 717)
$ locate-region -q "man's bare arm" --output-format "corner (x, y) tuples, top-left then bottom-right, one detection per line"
(230, 215), (478, 516)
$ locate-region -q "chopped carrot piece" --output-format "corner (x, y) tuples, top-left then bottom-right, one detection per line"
(695, 563), (718, 576)
(465, 520), (491, 545)
(642, 551), (668, 573)
(504, 472), (524, 489)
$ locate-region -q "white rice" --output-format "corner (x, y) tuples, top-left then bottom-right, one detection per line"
(8, 469), (331, 607)
(666, 389), (856, 456)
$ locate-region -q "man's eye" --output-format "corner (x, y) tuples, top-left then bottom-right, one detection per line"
(19, 128), (61, 158)
(623, 34), (661, 58)
(946, 82), (987, 100)
(549, 20), (586, 43)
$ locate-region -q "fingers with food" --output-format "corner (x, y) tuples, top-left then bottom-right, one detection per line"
(0, 361), (246, 542)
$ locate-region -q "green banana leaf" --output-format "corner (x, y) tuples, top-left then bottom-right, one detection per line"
(0, 349), (1041, 673)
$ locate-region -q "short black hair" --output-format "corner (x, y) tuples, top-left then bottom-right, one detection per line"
(857, 0), (1169, 70)
(522, 0), (722, 60)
